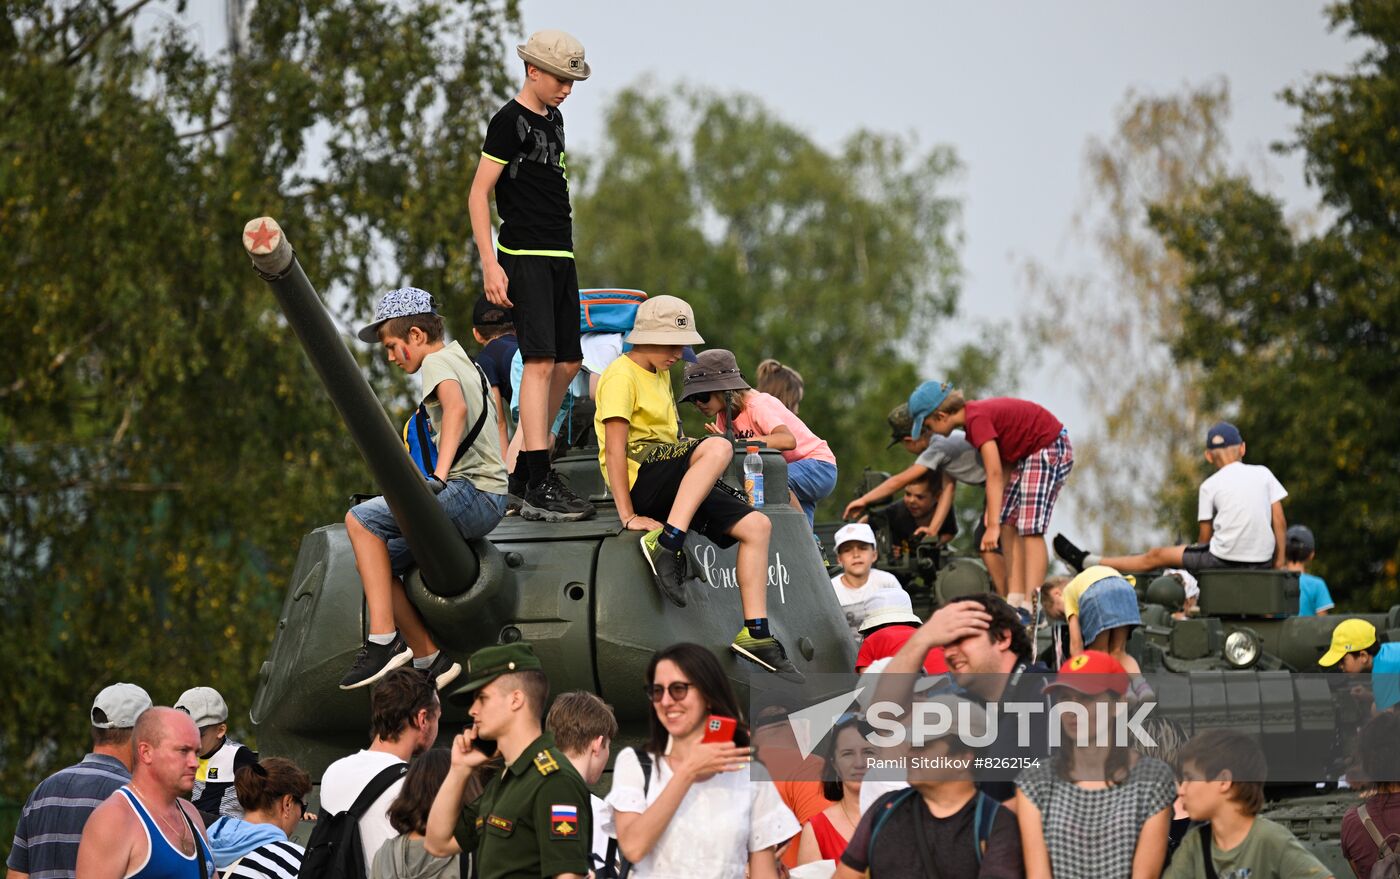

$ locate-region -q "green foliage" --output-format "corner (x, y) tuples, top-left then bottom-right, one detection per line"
(0, 0), (518, 806)
(1147, 2), (1400, 608)
(573, 86), (963, 513)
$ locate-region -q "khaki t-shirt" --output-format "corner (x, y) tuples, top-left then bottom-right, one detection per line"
(418, 340), (508, 495)
(1164, 816), (1331, 879)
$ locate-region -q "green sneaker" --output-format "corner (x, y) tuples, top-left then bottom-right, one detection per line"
(639, 529), (689, 608)
(730, 629), (804, 682)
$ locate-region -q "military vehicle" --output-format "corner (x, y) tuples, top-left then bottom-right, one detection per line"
(239, 217), (854, 777)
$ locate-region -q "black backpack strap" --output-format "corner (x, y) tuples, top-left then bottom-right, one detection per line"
(426, 360), (492, 474)
(1198, 823), (1218, 879)
(973, 792), (1000, 864)
(636, 751), (654, 796)
(347, 763), (408, 818)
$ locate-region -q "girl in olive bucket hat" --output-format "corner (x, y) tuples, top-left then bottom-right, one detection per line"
(681, 349), (837, 527)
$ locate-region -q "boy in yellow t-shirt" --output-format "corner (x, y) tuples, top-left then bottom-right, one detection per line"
(594, 295), (799, 680)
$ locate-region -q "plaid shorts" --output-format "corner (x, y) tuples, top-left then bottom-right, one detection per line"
(1001, 430), (1073, 535)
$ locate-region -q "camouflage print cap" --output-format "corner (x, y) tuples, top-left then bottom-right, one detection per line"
(887, 404), (913, 448)
(457, 642), (544, 694)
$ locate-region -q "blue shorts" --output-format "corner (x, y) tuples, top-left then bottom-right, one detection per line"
(350, 480), (507, 577)
(786, 459), (838, 527)
(1078, 576), (1141, 645)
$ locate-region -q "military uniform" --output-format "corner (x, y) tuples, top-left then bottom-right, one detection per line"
(450, 643), (592, 878)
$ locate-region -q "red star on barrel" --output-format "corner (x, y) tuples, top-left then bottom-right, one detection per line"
(244, 219), (279, 252)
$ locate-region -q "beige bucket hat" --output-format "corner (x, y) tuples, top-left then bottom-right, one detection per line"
(517, 30), (591, 81)
(626, 295), (704, 346)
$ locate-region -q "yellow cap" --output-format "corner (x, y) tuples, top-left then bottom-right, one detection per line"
(1318, 618), (1377, 667)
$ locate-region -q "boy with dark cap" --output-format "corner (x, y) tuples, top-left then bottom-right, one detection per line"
(1056, 421), (1287, 575)
(469, 29), (594, 524)
(342, 286), (509, 690)
(1284, 524), (1334, 616)
(424, 643), (592, 879)
(472, 295), (518, 462)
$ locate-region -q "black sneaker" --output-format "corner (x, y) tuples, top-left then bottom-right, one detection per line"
(1053, 534), (1089, 573)
(521, 471), (595, 522)
(421, 652), (462, 691)
(640, 529), (688, 607)
(730, 629), (805, 683)
(339, 633), (413, 690)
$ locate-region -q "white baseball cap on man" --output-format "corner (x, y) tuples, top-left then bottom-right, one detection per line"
(91, 683), (153, 729)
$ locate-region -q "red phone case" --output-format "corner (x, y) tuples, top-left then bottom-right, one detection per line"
(701, 715), (737, 744)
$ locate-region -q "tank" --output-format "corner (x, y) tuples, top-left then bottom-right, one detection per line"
(240, 217), (855, 777)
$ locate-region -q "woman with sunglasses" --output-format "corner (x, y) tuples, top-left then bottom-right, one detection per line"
(794, 715), (876, 866)
(606, 643), (798, 878)
(211, 758), (312, 879)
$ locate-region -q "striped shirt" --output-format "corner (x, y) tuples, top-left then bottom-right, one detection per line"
(222, 840), (304, 879)
(7, 753), (130, 879)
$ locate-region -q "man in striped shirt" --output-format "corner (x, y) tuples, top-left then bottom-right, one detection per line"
(7, 682), (152, 879)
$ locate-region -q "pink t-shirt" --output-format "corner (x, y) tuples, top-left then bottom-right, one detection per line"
(720, 392), (837, 465)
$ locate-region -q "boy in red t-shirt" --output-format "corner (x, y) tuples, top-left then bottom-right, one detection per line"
(908, 381), (1073, 613)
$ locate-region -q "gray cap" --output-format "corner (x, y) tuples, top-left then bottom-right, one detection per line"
(91, 683), (153, 729)
(175, 687), (228, 727)
(357, 286), (440, 343)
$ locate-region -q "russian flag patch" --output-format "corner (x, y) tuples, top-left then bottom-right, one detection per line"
(550, 804), (579, 838)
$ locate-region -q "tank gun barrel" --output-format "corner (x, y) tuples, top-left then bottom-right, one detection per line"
(241, 217), (477, 594)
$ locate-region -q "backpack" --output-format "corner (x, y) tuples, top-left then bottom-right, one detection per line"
(867, 788), (1000, 878)
(401, 361), (491, 479)
(1358, 804), (1400, 879)
(579, 289), (647, 335)
(297, 763), (406, 879)
(594, 751), (654, 879)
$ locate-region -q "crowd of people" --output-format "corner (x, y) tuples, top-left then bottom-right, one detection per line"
(12, 25), (1400, 879)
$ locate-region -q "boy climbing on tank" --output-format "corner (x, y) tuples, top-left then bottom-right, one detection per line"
(594, 295), (802, 680)
(340, 288), (510, 691)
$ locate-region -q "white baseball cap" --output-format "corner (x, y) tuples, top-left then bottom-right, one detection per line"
(834, 523), (877, 550)
(175, 687), (229, 727)
(91, 683), (153, 729)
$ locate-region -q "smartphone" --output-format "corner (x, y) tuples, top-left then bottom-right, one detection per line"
(463, 719), (498, 758)
(701, 715), (737, 744)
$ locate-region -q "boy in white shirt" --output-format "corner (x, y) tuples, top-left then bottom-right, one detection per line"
(829, 523), (905, 641)
(1056, 421), (1287, 574)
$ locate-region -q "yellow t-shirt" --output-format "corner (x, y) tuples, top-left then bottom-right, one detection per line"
(594, 354), (679, 488)
(1062, 565), (1123, 618)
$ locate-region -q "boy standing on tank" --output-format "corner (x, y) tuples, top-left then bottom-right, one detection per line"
(341, 288), (509, 691)
(469, 30), (594, 523)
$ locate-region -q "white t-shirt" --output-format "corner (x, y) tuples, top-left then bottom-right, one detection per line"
(916, 434), (986, 485)
(604, 746), (798, 879)
(318, 749), (406, 875)
(830, 569), (904, 640)
(1197, 462), (1288, 562)
(591, 793), (611, 873)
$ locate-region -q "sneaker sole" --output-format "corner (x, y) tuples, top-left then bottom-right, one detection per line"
(432, 662), (463, 691)
(730, 643), (806, 683)
(638, 540), (687, 607)
(338, 646), (414, 690)
(520, 503), (595, 522)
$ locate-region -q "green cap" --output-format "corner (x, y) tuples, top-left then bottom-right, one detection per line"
(886, 404), (913, 448)
(457, 643), (544, 694)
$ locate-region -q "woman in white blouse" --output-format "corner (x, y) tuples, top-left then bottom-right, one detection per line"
(607, 643), (799, 879)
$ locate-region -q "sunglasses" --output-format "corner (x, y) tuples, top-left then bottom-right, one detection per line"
(645, 682), (694, 703)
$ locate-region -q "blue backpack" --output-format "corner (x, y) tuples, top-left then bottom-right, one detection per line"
(579, 288), (648, 334)
(401, 362), (491, 478)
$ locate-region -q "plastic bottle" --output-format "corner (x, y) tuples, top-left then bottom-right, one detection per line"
(743, 445), (765, 508)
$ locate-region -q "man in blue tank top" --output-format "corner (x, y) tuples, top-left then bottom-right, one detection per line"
(76, 707), (215, 879)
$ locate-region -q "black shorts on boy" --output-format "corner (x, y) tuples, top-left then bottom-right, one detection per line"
(499, 250), (583, 362)
(629, 440), (752, 548)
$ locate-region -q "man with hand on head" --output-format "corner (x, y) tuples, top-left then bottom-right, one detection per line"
(424, 643), (591, 879)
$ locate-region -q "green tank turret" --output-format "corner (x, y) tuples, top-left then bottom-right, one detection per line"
(241, 217), (854, 776)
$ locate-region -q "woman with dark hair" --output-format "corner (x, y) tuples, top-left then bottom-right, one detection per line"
(373, 749), (471, 879)
(1015, 651), (1176, 879)
(606, 643), (798, 878)
(211, 758), (312, 879)
(794, 715), (875, 866)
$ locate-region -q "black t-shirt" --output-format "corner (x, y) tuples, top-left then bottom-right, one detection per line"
(878, 501), (957, 555)
(481, 100), (572, 252)
(478, 334), (519, 404)
(977, 663), (1052, 803)
(842, 789), (1023, 878)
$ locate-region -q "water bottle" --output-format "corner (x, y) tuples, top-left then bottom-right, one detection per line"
(743, 445), (765, 507)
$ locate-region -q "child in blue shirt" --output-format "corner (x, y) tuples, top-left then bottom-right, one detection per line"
(1284, 524), (1334, 616)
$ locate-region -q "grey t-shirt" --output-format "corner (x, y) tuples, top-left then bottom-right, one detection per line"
(918, 435), (986, 485)
(418, 340), (508, 494)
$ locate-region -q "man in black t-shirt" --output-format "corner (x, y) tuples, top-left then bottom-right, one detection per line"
(469, 30), (594, 523)
(472, 295), (518, 463)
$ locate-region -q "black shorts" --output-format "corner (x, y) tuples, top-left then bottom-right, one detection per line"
(1179, 543), (1272, 573)
(629, 440), (754, 549)
(498, 251), (582, 361)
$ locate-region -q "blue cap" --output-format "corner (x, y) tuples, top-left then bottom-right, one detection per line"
(1205, 421), (1243, 450)
(1374, 643), (1400, 711)
(908, 381), (953, 440)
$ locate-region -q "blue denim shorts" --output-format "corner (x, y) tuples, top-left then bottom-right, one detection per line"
(1078, 576), (1141, 645)
(350, 480), (507, 577)
(786, 459), (838, 527)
